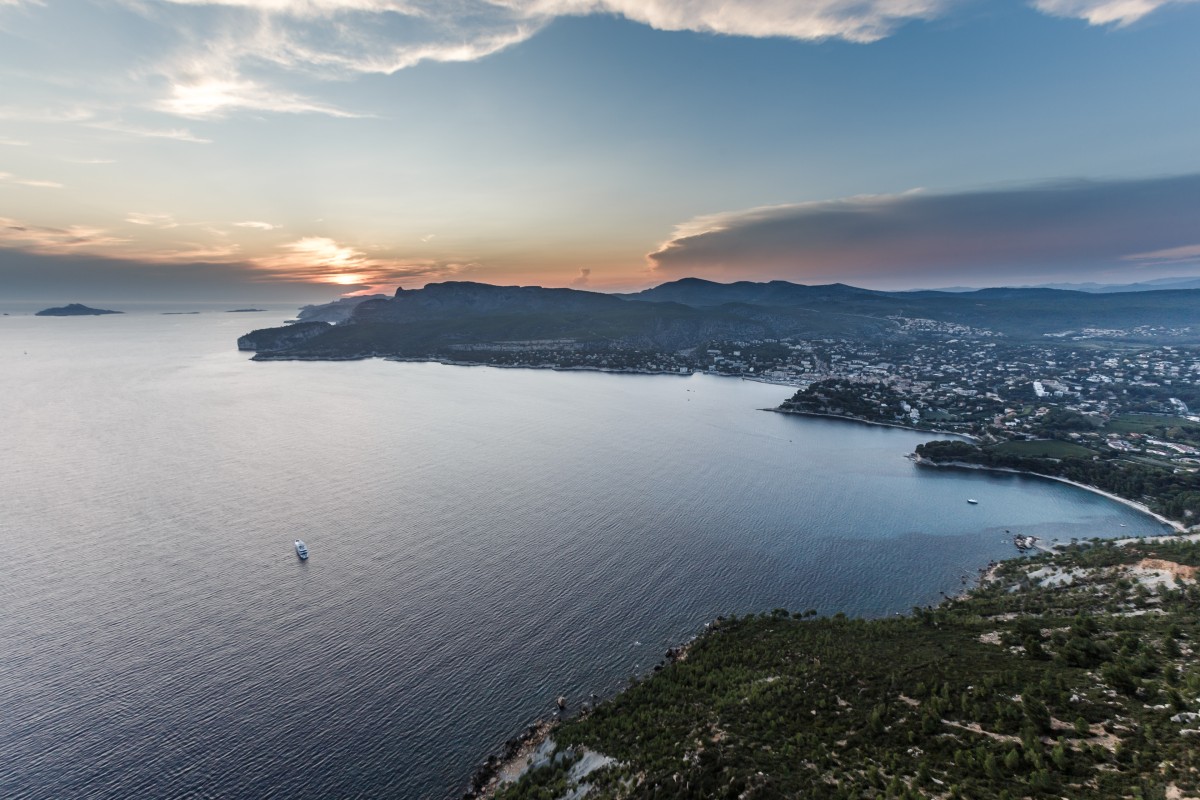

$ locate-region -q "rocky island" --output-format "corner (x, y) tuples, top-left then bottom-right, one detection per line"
(35, 303), (122, 316)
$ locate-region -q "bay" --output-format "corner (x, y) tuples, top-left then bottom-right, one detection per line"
(0, 309), (1168, 799)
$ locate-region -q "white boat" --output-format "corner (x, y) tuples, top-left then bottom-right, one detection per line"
(966, 499), (979, 505)
(295, 540), (309, 560)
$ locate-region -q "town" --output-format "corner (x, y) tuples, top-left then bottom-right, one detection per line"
(430, 322), (1200, 466)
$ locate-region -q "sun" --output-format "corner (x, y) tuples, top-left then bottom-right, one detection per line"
(328, 273), (368, 285)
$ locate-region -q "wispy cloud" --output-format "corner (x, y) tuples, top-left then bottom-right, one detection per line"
(0, 105), (94, 123)
(61, 157), (116, 164)
(86, 120), (211, 143)
(101, 0), (956, 123)
(1031, 0), (1199, 27)
(0, 171), (62, 188)
(647, 174), (1200, 287)
(125, 212), (179, 228)
(1124, 242), (1200, 266)
(569, 266), (591, 287)
(0, 137), (28, 146)
(7, 0), (1187, 125)
(159, 76), (363, 118)
(234, 220), (279, 230)
(0, 216), (129, 253)
(252, 236), (465, 285)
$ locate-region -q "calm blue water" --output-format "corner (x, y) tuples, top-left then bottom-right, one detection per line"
(0, 308), (1169, 798)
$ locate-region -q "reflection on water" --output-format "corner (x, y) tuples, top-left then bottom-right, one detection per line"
(0, 310), (1169, 799)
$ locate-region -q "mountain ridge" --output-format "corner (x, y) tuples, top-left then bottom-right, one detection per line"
(236, 278), (1200, 360)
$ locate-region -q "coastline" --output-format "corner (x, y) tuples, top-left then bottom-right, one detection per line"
(911, 455), (1188, 533)
(252, 352), (695, 377)
(767, 406), (980, 442)
(464, 639), (696, 798)
(252, 350), (824, 389)
(464, 720), (557, 799)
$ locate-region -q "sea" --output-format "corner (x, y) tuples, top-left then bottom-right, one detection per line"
(0, 305), (1171, 799)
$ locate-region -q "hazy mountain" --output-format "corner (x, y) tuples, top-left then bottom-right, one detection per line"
(293, 294), (389, 324)
(237, 279), (1200, 359)
(923, 276), (1200, 293)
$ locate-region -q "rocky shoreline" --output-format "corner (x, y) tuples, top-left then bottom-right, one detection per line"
(463, 720), (556, 799)
(462, 641), (695, 798)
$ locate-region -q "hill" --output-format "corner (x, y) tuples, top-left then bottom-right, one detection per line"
(484, 535), (1200, 800)
(237, 279), (1200, 362)
(35, 303), (122, 316)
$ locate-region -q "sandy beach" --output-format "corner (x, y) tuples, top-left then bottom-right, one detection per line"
(912, 457), (1189, 533)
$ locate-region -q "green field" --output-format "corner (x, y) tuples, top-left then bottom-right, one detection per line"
(988, 439), (1096, 459)
(1105, 414), (1191, 434)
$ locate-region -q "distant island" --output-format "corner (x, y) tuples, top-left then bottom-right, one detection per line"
(226, 308), (266, 313)
(35, 303), (122, 316)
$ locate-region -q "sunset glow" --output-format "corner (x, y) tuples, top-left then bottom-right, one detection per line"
(328, 273), (369, 285)
(1, 1), (1198, 301)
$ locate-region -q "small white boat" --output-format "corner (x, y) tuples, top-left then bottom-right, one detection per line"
(294, 540), (309, 560)
(967, 498), (978, 505)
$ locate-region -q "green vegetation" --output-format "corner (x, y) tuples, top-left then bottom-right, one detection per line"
(495, 539), (1200, 799)
(1107, 415), (1200, 447)
(1030, 408), (1100, 437)
(916, 439), (1200, 524)
(778, 380), (948, 429)
(989, 439), (1098, 459)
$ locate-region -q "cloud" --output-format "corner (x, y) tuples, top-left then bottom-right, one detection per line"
(647, 174), (1200, 287)
(121, 0), (953, 120)
(234, 220), (279, 230)
(1124, 242), (1200, 266)
(0, 213), (463, 299)
(0, 217), (129, 253)
(0, 171), (62, 188)
(159, 76), (363, 118)
(9, 0), (1187, 125)
(61, 157), (116, 164)
(146, 0), (950, 85)
(1030, 0), (1199, 27)
(0, 248), (343, 302)
(126, 212), (179, 228)
(86, 121), (212, 143)
(149, 0), (953, 46)
(0, 106), (94, 123)
(569, 266), (591, 287)
(0, 138), (29, 146)
(251, 235), (466, 285)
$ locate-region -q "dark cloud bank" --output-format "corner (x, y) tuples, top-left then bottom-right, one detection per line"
(648, 174), (1200, 288)
(0, 250), (341, 304)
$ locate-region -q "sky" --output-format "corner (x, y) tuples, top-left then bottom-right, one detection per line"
(2, 0), (1200, 301)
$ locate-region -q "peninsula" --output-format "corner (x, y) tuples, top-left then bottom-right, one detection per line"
(241, 279), (1200, 525)
(482, 534), (1200, 800)
(35, 303), (122, 316)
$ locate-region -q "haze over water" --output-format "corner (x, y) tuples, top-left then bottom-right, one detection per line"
(0, 309), (1169, 799)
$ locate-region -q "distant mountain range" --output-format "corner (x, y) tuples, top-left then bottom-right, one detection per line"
(237, 278), (1200, 358)
(927, 276), (1200, 293)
